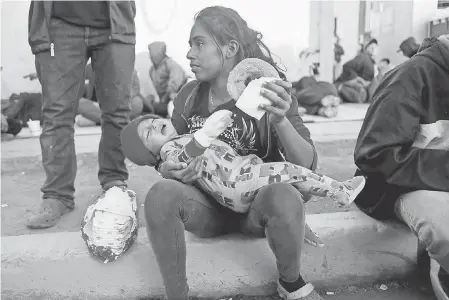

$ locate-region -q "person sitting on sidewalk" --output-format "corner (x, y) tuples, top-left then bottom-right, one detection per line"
(292, 75), (341, 118)
(148, 41), (188, 117)
(130, 6), (326, 300)
(27, 1), (137, 229)
(353, 34), (449, 300)
(76, 64), (144, 126)
(367, 58), (394, 102)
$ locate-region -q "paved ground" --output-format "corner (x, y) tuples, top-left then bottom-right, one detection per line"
(144, 280), (436, 300)
(1, 136), (358, 236)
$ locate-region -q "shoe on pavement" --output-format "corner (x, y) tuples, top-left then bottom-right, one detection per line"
(27, 198), (74, 229)
(304, 223), (324, 247)
(277, 281), (324, 300)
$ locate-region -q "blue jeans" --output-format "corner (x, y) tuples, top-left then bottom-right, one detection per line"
(34, 19), (135, 207)
(395, 190), (449, 272)
(145, 180), (306, 300)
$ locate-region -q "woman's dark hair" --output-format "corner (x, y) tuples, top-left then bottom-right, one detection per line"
(194, 6), (286, 80)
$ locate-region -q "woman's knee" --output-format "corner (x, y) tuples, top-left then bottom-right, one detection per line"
(253, 183), (305, 219)
(144, 179), (183, 226)
(416, 217), (449, 262)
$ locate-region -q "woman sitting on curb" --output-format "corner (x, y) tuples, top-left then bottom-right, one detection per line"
(133, 6), (324, 300)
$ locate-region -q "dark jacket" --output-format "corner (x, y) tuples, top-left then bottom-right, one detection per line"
(337, 52), (376, 82)
(353, 38), (449, 220)
(28, 1), (136, 54)
(171, 80), (318, 169)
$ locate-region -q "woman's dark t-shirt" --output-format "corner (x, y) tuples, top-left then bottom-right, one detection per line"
(186, 85), (264, 158)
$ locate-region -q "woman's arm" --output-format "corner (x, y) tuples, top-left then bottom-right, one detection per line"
(273, 114), (316, 169)
(260, 80), (318, 170)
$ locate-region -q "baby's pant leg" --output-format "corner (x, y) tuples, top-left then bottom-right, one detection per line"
(236, 162), (341, 200)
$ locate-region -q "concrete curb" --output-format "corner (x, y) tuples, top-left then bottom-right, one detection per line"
(1, 211), (417, 300)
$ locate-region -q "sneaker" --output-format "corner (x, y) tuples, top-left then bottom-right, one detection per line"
(277, 281), (323, 300)
(317, 106), (338, 118)
(304, 223), (324, 247)
(27, 198), (74, 229)
(330, 176), (366, 206)
(320, 95), (340, 107)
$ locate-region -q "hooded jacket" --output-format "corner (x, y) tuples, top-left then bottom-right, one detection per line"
(148, 42), (188, 102)
(28, 1), (136, 55)
(170, 80), (318, 169)
(353, 36), (449, 220)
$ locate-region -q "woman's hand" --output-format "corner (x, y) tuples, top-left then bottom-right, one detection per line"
(159, 157), (203, 184)
(259, 80), (293, 124)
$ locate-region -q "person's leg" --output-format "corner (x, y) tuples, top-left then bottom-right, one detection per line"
(28, 19), (88, 229)
(145, 179), (237, 300)
(77, 97), (101, 123)
(395, 190), (449, 300)
(240, 183), (323, 299)
(130, 95), (144, 119)
(237, 161), (365, 205)
(395, 190), (449, 272)
(90, 36), (135, 190)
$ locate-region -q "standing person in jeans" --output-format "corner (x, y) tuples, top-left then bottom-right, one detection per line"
(27, 1), (136, 229)
(354, 35), (449, 299)
(144, 6), (323, 300)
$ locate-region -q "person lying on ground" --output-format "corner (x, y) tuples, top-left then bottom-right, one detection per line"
(292, 76), (341, 118)
(353, 34), (449, 300)
(122, 110), (365, 212)
(76, 65), (144, 126)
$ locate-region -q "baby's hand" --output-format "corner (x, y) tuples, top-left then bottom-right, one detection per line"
(204, 110), (233, 134)
(194, 110), (233, 147)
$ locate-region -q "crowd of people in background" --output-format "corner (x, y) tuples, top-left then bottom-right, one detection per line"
(0, 31), (426, 139)
(291, 34), (422, 119)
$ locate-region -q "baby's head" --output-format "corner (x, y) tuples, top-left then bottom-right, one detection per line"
(120, 115), (178, 166)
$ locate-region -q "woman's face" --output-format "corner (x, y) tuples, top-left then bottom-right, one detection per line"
(186, 21), (227, 82)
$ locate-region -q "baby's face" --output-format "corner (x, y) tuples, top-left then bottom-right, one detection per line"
(137, 118), (178, 155)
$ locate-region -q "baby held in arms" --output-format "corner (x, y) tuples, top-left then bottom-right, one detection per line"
(121, 109), (365, 213)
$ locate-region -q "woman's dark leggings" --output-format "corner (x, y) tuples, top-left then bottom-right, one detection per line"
(145, 179), (306, 300)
